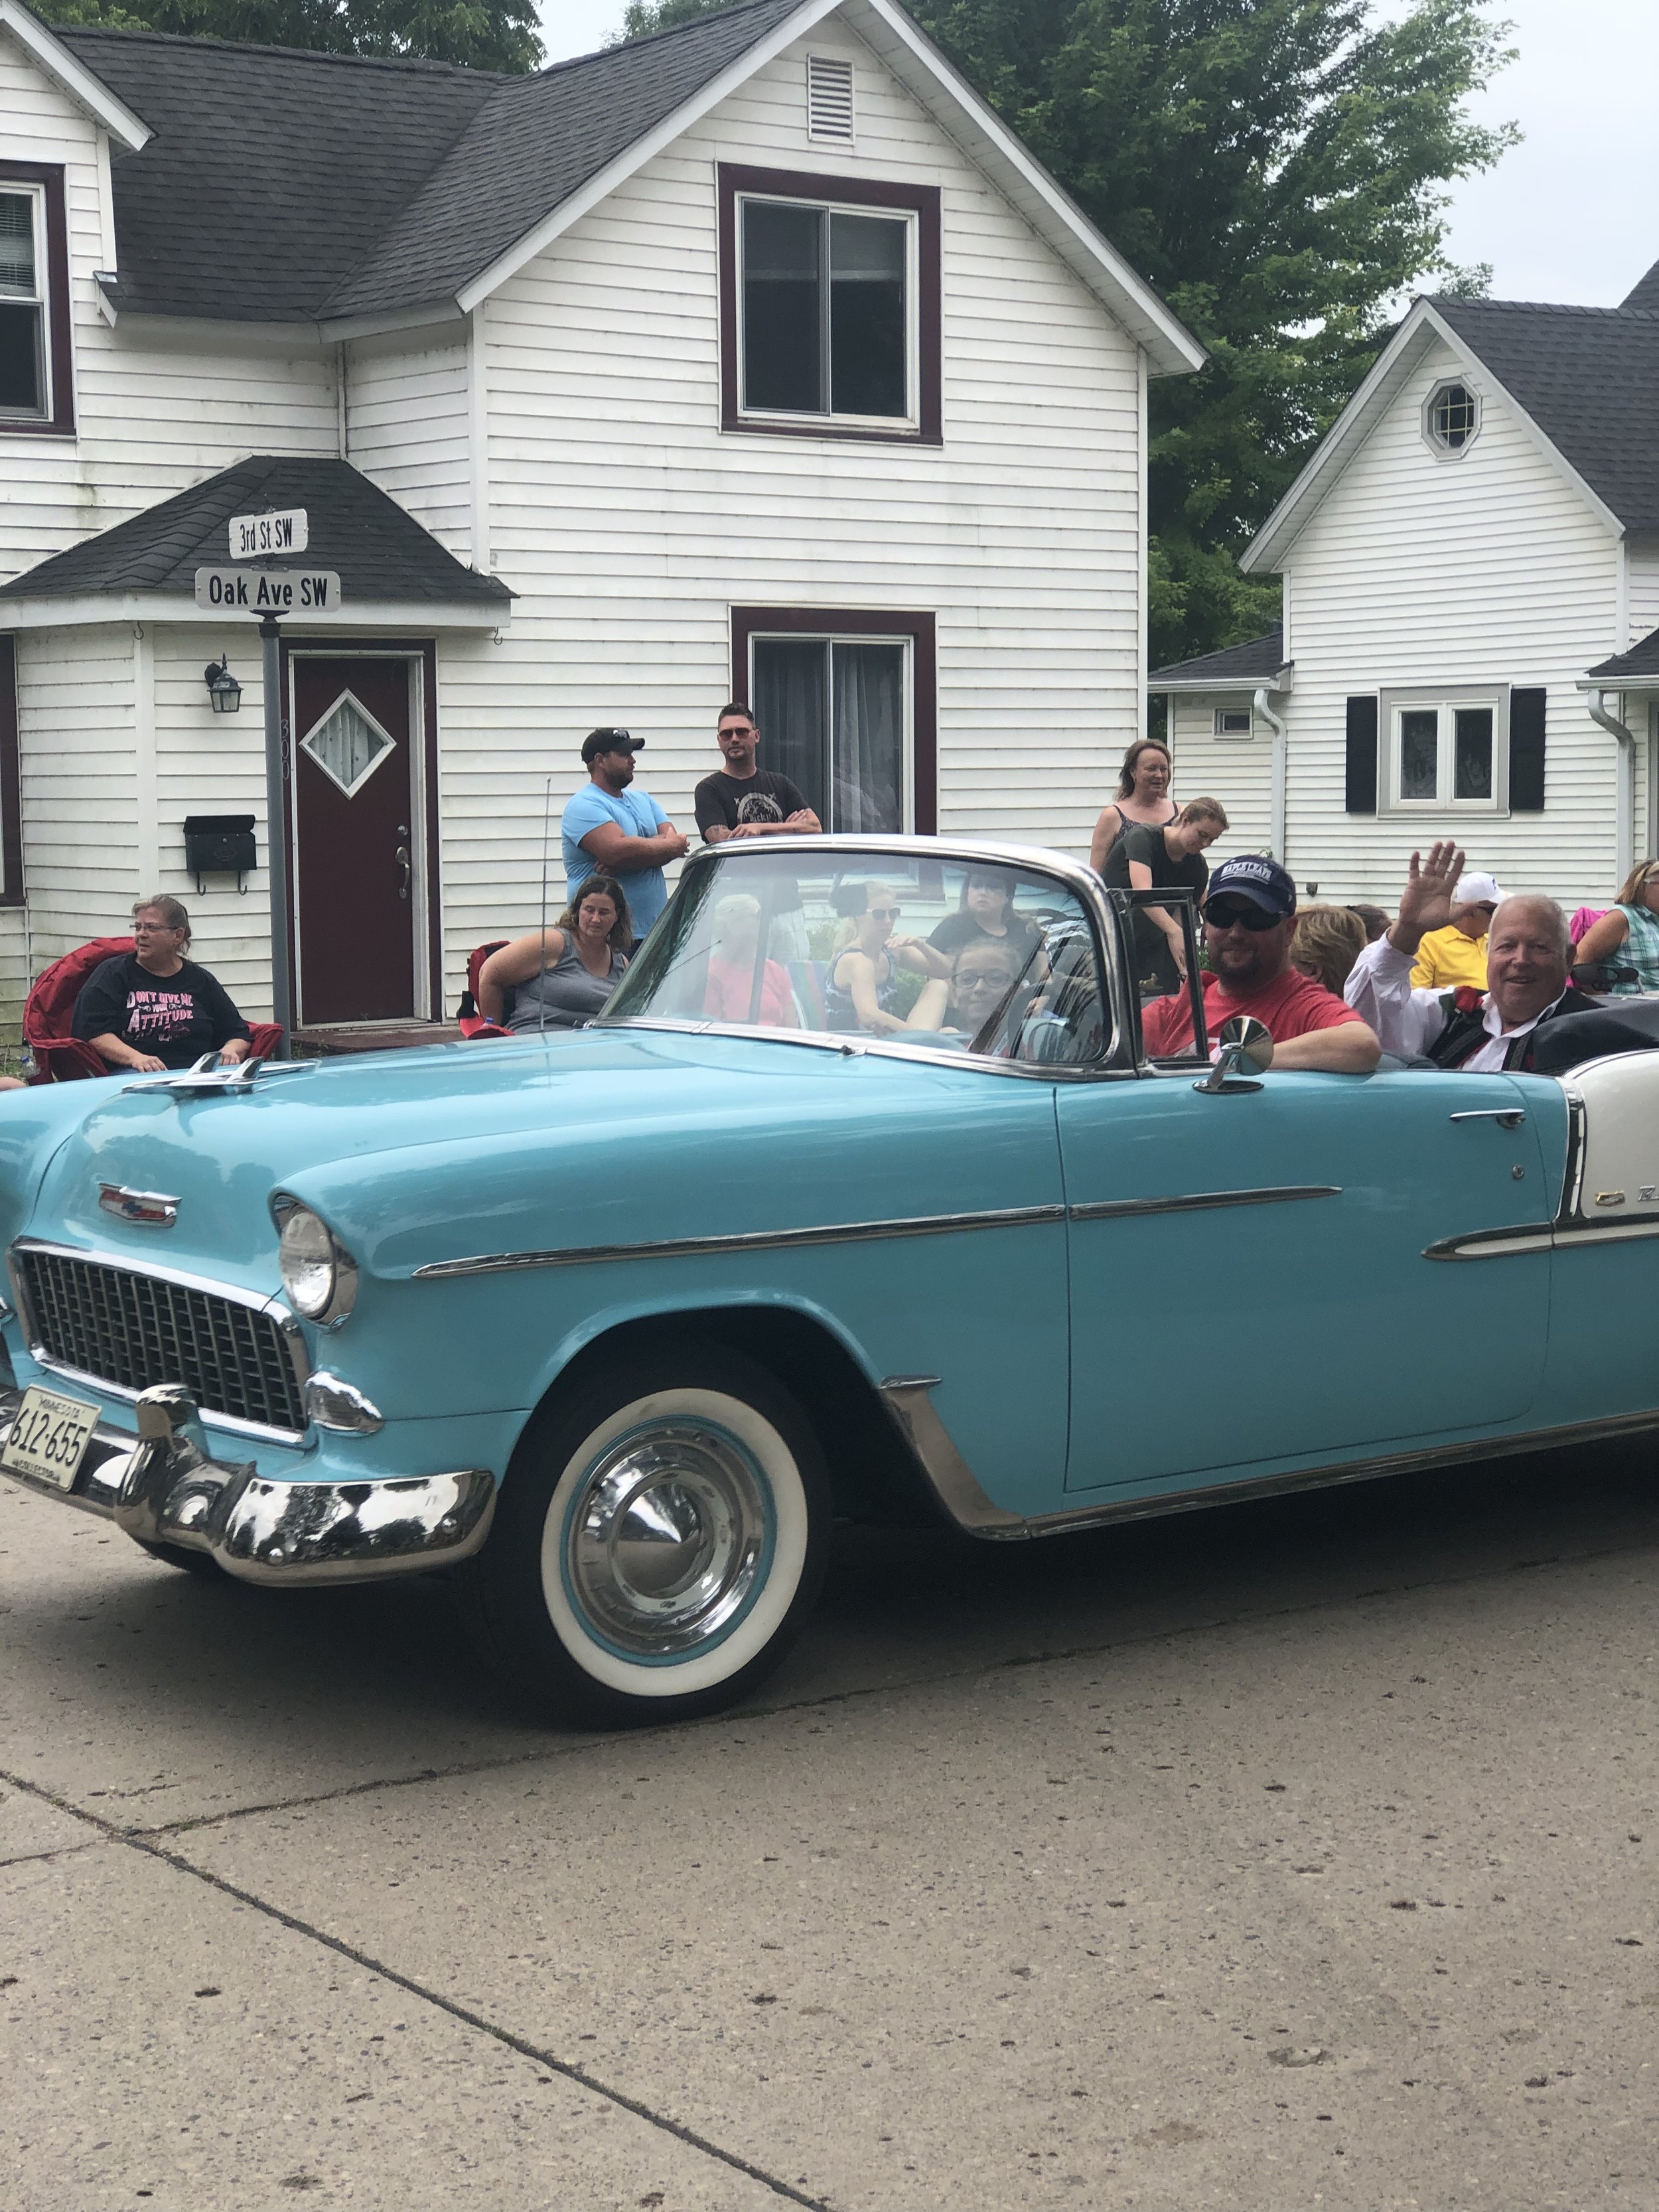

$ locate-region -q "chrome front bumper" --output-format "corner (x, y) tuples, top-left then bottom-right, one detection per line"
(0, 1382), (496, 1586)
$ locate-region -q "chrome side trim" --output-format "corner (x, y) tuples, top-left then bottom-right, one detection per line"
(413, 1204), (1068, 1281)
(1447, 1109), (1525, 1128)
(1560, 1083), (1588, 1220)
(1068, 1184), (1339, 1224)
(1424, 1214), (1659, 1262)
(0, 1384), (496, 1585)
(877, 1375), (1026, 1536)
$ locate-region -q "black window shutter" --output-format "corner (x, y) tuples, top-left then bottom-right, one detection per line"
(1510, 687), (1546, 811)
(1344, 696), (1378, 813)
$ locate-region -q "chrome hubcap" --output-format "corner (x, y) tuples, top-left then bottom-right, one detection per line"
(566, 1422), (770, 1657)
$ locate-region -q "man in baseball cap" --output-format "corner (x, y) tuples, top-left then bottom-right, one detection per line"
(560, 728), (687, 944)
(1139, 853), (1380, 1070)
(1406, 867), (1504, 992)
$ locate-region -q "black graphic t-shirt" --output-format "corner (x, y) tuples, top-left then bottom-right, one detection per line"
(693, 769), (810, 840)
(72, 954), (252, 1069)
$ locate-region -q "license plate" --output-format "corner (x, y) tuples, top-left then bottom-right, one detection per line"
(1, 1384), (100, 1491)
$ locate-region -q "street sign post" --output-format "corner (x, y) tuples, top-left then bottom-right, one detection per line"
(193, 521), (338, 1033)
(228, 508), (309, 559)
(194, 567), (340, 614)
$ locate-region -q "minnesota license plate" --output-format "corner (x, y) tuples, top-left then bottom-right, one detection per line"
(1, 1384), (100, 1491)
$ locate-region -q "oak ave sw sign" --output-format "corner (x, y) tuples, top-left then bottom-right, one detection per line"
(194, 568), (342, 613)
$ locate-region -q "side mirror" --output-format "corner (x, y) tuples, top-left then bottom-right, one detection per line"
(1194, 1013), (1273, 1094)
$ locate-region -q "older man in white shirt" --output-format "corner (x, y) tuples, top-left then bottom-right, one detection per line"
(1345, 842), (1602, 1071)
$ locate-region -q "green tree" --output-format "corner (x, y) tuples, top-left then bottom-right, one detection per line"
(620, 0), (1514, 665)
(50, 0), (541, 71)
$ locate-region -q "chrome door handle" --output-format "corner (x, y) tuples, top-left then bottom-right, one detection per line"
(1449, 1109), (1524, 1129)
(394, 844), (411, 900)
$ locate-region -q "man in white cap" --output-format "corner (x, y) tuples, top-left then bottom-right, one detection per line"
(1407, 867), (1504, 991)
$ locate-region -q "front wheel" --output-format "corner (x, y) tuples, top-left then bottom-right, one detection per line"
(459, 1339), (829, 1726)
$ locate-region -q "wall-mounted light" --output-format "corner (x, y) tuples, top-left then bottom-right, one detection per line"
(203, 655), (242, 714)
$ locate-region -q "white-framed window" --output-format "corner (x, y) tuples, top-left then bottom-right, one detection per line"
(1379, 685), (1509, 813)
(0, 184), (49, 421)
(1423, 378), (1480, 455)
(749, 630), (912, 832)
(1212, 707), (1253, 737)
(738, 192), (916, 427)
(806, 54), (855, 143)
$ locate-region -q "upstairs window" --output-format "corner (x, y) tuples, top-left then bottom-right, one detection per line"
(1378, 688), (1508, 812)
(1425, 379), (1479, 453)
(0, 188), (46, 419)
(741, 196), (910, 422)
(0, 162), (72, 435)
(719, 166), (942, 445)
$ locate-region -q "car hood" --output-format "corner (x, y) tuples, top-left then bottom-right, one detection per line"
(19, 1028), (1045, 1296)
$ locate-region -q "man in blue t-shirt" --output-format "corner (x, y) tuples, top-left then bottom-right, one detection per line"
(560, 729), (689, 942)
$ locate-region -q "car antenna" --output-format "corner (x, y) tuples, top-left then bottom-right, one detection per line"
(538, 773), (554, 1033)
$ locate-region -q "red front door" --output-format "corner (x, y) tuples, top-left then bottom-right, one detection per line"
(291, 656), (418, 1025)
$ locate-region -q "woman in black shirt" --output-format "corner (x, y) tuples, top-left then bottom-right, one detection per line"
(74, 895), (254, 1072)
(1101, 798), (1229, 995)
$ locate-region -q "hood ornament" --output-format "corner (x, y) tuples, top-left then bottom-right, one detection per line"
(98, 1184), (179, 1227)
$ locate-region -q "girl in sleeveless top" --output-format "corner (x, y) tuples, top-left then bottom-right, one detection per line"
(1574, 859), (1659, 993)
(824, 879), (951, 1033)
(1088, 738), (1179, 874)
(479, 875), (632, 1031)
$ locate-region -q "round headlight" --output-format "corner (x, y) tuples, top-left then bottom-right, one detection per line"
(278, 1203), (356, 1323)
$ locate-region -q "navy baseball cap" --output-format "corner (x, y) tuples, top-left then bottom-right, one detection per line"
(1204, 854), (1296, 918)
(581, 727), (644, 763)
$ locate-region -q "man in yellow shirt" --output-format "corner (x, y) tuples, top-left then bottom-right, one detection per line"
(1408, 870), (1503, 990)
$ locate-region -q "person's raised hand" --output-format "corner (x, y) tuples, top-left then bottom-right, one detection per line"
(1391, 840), (1464, 954)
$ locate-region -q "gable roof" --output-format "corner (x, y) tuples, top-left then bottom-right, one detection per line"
(30, 0), (1200, 369)
(1149, 625), (1289, 688)
(0, 455), (510, 612)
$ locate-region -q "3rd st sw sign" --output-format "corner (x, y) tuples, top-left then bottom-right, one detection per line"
(193, 568), (342, 613)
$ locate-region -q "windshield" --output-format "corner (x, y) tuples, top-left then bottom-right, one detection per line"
(603, 850), (1113, 1066)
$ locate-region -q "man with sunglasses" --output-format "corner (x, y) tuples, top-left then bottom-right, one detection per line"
(561, 728), (688, 944)
(693, 703), (821, 845)
(1140, 855), (1381, 1070)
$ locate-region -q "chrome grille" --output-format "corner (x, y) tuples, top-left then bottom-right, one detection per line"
(16, 1250), (305, 1434)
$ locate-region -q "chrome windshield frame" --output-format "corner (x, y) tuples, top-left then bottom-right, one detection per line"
(591, 832), (1144, 1082)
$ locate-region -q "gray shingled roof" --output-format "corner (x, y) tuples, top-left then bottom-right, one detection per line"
(1622, 258), (1659, 314)
(0, 455), (511, 605)
(1587, 625), (1659, 682)
(1149, 626), (1287, 686)
(54, 0), (802, 324)
(1431, 295), (1659, 534)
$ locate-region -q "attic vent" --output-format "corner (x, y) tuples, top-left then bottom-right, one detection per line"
(807, 55), (855, 141)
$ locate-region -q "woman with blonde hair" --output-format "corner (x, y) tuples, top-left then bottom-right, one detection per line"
(1289, 904), (1366, 996)
(1088, 738), (1179, 873)
(1572, 861), (1659, 994)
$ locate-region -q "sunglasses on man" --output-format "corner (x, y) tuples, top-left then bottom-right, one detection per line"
(1201, 899), (1281, 932)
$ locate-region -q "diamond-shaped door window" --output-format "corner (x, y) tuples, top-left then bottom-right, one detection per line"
(299, 692), (397, 799)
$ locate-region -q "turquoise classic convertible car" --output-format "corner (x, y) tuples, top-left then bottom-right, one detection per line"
(1, 834), (1655, 1725)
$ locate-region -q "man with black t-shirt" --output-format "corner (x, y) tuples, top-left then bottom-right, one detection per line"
(693, 704), (823, 845)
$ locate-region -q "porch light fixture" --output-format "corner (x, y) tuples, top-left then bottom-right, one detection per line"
(203, 655), (242, 713)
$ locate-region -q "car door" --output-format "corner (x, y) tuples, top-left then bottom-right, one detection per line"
(1058, 1065), (1552, 1492)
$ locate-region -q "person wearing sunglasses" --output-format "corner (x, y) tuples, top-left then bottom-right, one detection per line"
(1407, 869), (1504, 992)
(825, 879), (951, 1035)
(1571, 859), (1659, 994)
(1139, 855), (1380, 1070)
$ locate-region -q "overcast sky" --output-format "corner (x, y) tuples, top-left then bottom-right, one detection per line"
(537, 0), (1658, 307)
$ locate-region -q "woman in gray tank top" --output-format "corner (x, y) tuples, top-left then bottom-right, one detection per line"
(478, 876), (632, 1031)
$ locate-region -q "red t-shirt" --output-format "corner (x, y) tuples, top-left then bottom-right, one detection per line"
(1141, 964), (1361, 1056)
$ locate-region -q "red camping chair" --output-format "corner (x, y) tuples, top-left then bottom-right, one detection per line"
(24, 936), (283, 1082)
(458, 940), (511, 1039)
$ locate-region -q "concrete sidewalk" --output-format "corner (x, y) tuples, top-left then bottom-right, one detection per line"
(5, 1438), (1658, 2209)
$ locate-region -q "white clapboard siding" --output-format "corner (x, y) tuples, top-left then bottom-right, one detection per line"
(345, 330), (472, 563)
(1165, 696), (1274, 867)
(0, 30), (338, 593)
(15, 623), (140, 965)
(1274, 335), (1623, 910)
(429, 18), (1143, 983)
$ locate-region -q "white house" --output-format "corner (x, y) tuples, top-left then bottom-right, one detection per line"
(1155, 274), (1659, 911)
(0, 0), (1201, 1035)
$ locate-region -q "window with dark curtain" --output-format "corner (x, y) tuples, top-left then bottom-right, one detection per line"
(741, 198), (907, 420)
(753, 637), (906, 830)
(753, 639), (828, 822)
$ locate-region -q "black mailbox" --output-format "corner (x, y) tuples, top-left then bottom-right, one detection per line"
(183, 814), (257, 894)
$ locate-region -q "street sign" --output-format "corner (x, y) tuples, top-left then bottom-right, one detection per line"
(194, 567), (341, 613)
(228, 507), (308, 559)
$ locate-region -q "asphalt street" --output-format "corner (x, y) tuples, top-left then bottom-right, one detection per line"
(4, 1435), (1658, 2211)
